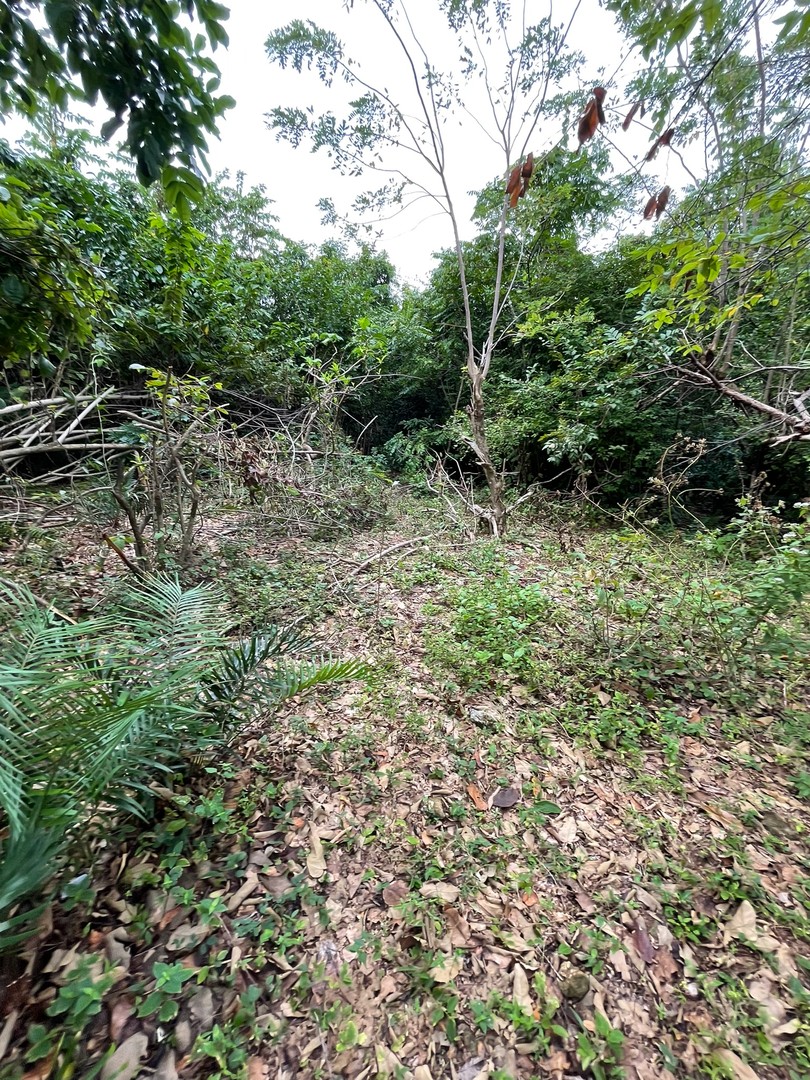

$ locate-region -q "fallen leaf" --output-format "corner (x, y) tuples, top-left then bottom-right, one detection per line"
(457, 1058), (487, 1080)
(713, 1049), (762, 1080)
(419, 881), (459, 903)
(188, 986), (215, 1030)
(445, 907), (471, 946)
(610, 948), (631, 981)
(375, 1044), (409, 1078)
(632, 917), (656, 964)
(430, 953), (463, 984)
(490, 786), (520, 809)
(513, 963), (532, 1015)
(723, 900), (758, 944)
(634, 886), (662, 912)
(108, 996), (134, 1042)
(306, 827), (327, 879)
(615, 998), (656, 1037)
(539, 1050), (571, 1074)
(153, 1051), (179, 1080)
(227, 872), (259, 913)
(262, 873), (293, 898)
(573, 888), (596, 914)
(556, 816), (577, 845)
(771, 1018), (800, 1036)
(702, 802), (739, 828)
(101, 1034), (148, 1080)
(654, 948), (680, 981)
(165, 922), (207, 953)
(467, 783), (488, 811)
(247, 1057), (266, 1080)
(157, 905), (184, 931)
(382, 880), (409, 907)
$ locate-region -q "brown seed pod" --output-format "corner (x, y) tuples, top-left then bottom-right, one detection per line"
(578, 98), (599, 146)
(592, 87), (607, 125)
(622, 100), (642, 131)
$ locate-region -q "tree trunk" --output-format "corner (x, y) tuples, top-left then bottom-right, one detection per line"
(468, 371), (507, 536)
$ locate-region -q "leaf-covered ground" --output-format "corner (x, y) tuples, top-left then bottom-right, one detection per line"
(2, 505), (810, 1080)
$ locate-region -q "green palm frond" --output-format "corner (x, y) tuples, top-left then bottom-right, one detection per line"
(259, 657), (370, 705)
(0, 572), (369, 953)
(0, 826), (64, 954)
(118, 575), (229, 656)
(203, 625), (316, 711)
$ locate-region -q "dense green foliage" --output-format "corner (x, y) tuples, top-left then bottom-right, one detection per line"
(0, 133), (396, 415)
(0, 0), (233, 212)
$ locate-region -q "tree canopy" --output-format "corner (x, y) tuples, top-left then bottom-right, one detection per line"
(0, 0), (234, 212)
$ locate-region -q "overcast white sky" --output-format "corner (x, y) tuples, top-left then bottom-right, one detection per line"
(207, 0), (645, 281)
(1, 0), (695, 283)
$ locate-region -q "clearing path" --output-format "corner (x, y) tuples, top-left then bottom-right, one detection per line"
(3, 515), (809, 1080)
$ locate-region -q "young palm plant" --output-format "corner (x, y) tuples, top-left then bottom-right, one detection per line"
(0, 575), (366, 953)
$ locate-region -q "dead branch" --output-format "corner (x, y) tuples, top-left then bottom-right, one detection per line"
(348, 535), (436, 577)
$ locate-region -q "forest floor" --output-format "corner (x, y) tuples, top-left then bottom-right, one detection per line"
(2, 497), (810, 1080)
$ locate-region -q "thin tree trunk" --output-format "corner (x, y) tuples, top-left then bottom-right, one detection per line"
(468, 371), (506, 535)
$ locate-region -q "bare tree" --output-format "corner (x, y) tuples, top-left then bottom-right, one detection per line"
(266, 0), (587, 534)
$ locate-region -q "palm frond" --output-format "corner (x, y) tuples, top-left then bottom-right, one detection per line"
(117, 574), (229, 657)
(203, 625), (316, 709)
(0, 826), (63, 955)
(0, 573), (370, 954)
(259, 657), (369, 705)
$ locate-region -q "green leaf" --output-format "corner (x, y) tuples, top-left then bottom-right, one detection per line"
(158, 998), (179, 1021)
(1, 274), (26, 303)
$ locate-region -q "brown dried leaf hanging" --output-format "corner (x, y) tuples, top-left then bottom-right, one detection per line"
(592, 85), (607, 125)
(622, 100), (642, 131)
(578, 98), (599, 146)
(655, 185), (671, 218)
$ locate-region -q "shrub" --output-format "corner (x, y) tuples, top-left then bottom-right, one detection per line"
(0, 575), (366, 952)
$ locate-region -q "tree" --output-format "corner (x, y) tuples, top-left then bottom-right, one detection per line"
(266, 1), (595, 535)
(0, 0), (234, 213)
(610, 0), (810, 454)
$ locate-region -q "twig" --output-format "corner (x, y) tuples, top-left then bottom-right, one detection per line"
(348, 535), (435, 577)
(23, 592), (78, 626)
(102, 534), (143, 576)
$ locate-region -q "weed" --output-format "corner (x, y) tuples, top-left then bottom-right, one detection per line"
(576, 1009), (625, 1079)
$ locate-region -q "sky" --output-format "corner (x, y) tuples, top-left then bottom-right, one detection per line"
(207, 0), (643, 282)
(1, 0), (693, 284)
